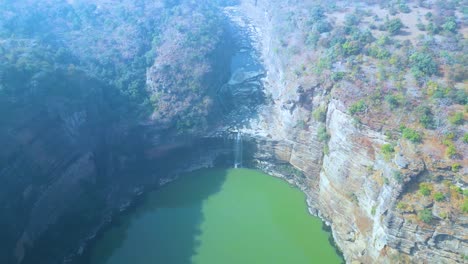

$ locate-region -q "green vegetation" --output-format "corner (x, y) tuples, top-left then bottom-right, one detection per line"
(296, 120), (307, 130)
(450, 184), (463, 195)
(448, 112), (464, 125)
(396, 202), (408, 211)
(323, 144), (330, 155)
(385, 18), (404, 35)
(419, 183), (431, 196)
(276, 164), (305, 179)
(312, 105), (327, 122)
(464, 133), (468, 144)
(317, 125), (330, 142)
(331, 72), (346, 82)
(393, 171), (404, 183)
(342, 41), (361, 56)
(381, 144), (394, 160)
(442, 17), (457, 33)
(417, 106), (435, 129)
(446, 144), (458, 158)
(433, 192), (445, 202)
(400, 126), (422, 143)
(462, 198), (468, 214)
(410, 51), (438, 78)
(368, 46), (391, 60)
(452, 163), (461, 172)
(0, 0), (228, 134)
(348, 100), (367, 115)
(418, 209), (433, 223)
(371, 206), (376, 216)
(385, 94), (401, 109)
(442, 132), (458, 158)
(381, 144), (394, 154)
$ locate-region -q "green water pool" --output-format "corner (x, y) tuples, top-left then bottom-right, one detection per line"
(91, 168), (343, 264)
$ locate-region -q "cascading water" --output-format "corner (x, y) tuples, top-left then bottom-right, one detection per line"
(233, 131), (243, 168)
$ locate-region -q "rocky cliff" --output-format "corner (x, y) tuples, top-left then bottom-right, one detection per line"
(233, 0), (467, 263)
(0, 1), (239, 263)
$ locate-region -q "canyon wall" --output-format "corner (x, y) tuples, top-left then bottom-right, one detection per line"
(234, 0), (467, 263)
(0, 1), (237, 263)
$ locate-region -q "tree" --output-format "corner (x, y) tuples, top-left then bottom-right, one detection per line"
(442, 17), (457, 33)
(448, 112), (464, 125)
(401, 126), (422, 143)
(342, 40), (360, 56)
(348, 100), (367, 115)
(417, 106), (435, 129)
(410, 51), (438, 78)
(386, 18), (404, 35)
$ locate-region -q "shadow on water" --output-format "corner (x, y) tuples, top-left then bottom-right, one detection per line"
(90, 168), (228, 264)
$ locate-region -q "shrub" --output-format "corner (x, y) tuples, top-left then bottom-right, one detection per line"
(442, 17), (457, 33)
(342, 41), (361, 56)
(449, 88), (467, 104)
(369, 46), (391, 59)
(376, 36), (390, 46)
(385, 94), (400, 109)
(418, 209), (433, 223)
(439, 211), (449, 219)
(331, 72), (345, 82)
(393, 171), (404, 183)
(312, 105), (327, 122)
(314, 20), (332, 33)
(426, 22), (439, 35)
(450, 185), (463, 194)
(349, 100), (367, 115)
(417, 106), (435, 129)
(410, 52), (438, 78)
(416, 22), (426, 31)
(396, 202), (407, 210)
(399, 3), (411, 13)
(464, 133), (468, 144)
(317, 125), (329, 142)
(448, 112), (464, 125)
(434, 192), (445, 202)
(381, 144), (394, 160)
(305, 32), (320, 48)
(386, 18), (404, 35)
(462, 198), (468, 213)
(309, 5), (325, 20)
(419, 183), (431, 196)
(446, 144), (457, 157)
(452, 163), (461, 172)
(381, 143), (394, 154)
(401, 126), (422, 143)
(296, 120), (306, 130)
(323, 144), (329, 155)
(371, 206), (376, 215)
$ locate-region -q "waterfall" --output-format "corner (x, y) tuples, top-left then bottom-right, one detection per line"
(234, 131), (243, 168)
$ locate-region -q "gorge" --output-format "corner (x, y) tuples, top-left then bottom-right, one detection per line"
(0, 0), (466, 264)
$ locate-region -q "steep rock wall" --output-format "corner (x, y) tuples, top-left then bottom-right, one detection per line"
(234, 1), (467, 263)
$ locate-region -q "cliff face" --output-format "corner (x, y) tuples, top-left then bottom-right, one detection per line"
(0, 1), (237, 263)
(0, 67), (233, 264)
(232, 0), (467, 263)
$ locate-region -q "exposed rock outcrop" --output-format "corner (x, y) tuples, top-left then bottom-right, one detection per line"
(231, 1), (467, 263)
